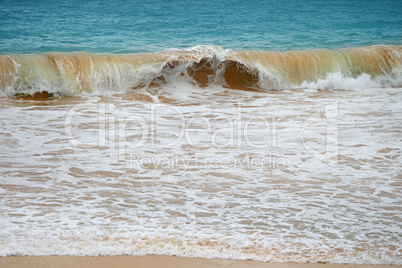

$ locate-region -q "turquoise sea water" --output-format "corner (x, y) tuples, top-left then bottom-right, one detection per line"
(1, 0), (401, 54)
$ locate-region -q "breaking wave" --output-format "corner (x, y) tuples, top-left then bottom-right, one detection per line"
(0, 45), (401, 96)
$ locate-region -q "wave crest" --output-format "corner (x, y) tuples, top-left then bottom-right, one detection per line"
(0, 45), (401, 96)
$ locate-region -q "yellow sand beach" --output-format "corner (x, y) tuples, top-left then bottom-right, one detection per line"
(0, 256), (400, 268)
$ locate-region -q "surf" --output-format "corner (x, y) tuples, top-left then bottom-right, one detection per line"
(0, 45), (401, 96)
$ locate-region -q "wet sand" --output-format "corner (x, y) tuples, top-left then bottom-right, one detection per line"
(0, 255), (400, 268)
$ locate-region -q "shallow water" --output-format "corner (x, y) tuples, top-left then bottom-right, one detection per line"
(0, 84), (401, 263)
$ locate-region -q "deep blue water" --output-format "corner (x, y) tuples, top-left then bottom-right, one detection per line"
(0, 0), (401, 54)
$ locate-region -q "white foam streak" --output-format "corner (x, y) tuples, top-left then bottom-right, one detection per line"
(300, 72), (380, 90)
(1, 232), (400, 264)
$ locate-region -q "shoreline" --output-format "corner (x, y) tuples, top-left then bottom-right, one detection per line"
(0, 255), (400, 268)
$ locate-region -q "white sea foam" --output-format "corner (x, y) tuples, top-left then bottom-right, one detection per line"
(299, 70), (402, 91)
(300, 72), (379, 90)
(0, 82), (401, 263)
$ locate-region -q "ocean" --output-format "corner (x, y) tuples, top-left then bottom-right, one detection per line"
(0, 0), (401, 264)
